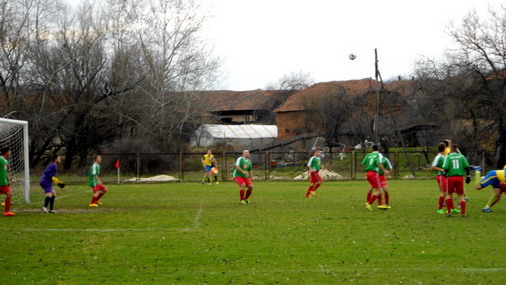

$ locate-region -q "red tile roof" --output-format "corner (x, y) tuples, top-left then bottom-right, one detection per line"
(200, 90), (279, 112)
(274, 78), (376, 112)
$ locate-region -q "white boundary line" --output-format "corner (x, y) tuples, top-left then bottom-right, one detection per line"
(194, 200), (204, 229)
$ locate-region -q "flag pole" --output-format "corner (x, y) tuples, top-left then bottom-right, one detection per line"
(115, 159), (121, 184)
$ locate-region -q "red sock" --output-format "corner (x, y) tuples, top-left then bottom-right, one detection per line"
(4, 197), (11, 212)
(240, 190), (245, 201)
(460, 201), (466, 215)
(385, 193), (390, 205)
(91, 196), (97, 204)
(97, 192), (105, 201)
(245, 189), (252, 199)
(366, 192), (371, 202)
(446, 198), (453, 213)
(368, 195), (378, 205)
(313, 183), (321, 192)
(306, 185), (314, 196)
(438, 196), (445, 209)
(378, 194), (383, 205)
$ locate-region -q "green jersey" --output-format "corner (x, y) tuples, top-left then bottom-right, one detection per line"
(442, 153), (469, 176)
(431, 153), (446, 175)
(0, 156), (9, 186)
(378, 157), (392, 176)
(307, 156), (321, 171)
(361, 152), (384, 172)
(88, 162), (101, 187)
(233, 157), (252, 178)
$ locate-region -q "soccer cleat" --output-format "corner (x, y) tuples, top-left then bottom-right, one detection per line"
(447, 213), (452, 217)
(42, 206), (49, 213)
(1, 202), (4, 206)
(481, 208), (492, 213)
(208, 183), (213, 186)
(377, 205), (388, 210)
(215, 181), (220, 185)
(310, 191), (317, 197)
(450, 208), (461, 214)
(437, 209), (446, 214)
(49, 210), (57, 213)
(304, 194), (311, 198)
(365, 203), (372, 211)
(461, 214), (468, 218)
(244, 199), (250, 204)
(96, 201), (103, 205)
(384, 205), (392, 209)
(239, 200), (247, 205)
(4, 212), (16, 216)
(89, 203), (99, 207)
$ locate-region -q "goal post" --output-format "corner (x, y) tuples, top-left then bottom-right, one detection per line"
(0, 118), (30, 204)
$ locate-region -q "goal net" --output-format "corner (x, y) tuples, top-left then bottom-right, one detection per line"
(0, 118), (30, 204)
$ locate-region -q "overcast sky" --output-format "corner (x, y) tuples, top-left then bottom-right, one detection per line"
(201, 0), (504, 90)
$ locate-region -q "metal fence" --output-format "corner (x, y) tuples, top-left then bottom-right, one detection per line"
(50, 149), (499, 183)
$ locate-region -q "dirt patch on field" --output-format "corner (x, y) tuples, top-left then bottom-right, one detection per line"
(125, 175), (179, 182)
(294, 169), (345, 180)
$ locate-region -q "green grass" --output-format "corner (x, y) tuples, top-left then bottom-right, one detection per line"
(4, 180), (506, 284)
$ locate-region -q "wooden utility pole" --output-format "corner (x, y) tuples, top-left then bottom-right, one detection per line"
(374, 48), (380, 145)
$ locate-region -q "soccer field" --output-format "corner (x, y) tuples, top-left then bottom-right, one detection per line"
(3, 180), (506, 284)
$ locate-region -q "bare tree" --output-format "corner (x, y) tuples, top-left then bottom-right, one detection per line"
(132, 0), (221, 150)
(414, 6), (506, 165)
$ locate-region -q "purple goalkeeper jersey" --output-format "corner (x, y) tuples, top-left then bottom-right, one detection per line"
(40, 163), (57, 186)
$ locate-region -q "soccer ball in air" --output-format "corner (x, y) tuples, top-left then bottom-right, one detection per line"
(348, 53), (356, 60)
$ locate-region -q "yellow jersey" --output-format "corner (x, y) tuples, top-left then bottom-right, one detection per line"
(202, 154), (214, 166)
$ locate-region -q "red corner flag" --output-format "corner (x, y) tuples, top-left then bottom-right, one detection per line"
(115, 159), (120, 168)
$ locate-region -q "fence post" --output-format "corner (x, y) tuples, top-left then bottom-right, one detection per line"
(136, 153), (140, 181)
(264, 152), (269, 180)
(224, 152), (228, 181)
(179, 152), (184, 182)
(394, 151), (399, 179)
(351, 151), (355, 180)
(481, 150), (485, 173)
(222, 152), (226, 181)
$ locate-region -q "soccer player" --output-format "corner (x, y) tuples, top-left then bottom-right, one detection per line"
(211, 159), (220, 185)
(233, 150), (254, 205)
(40, 155), (64, 213)
(202, 149), (218, 185)
(431, 143), (459, 214)
(89, 155), (107, 207)
(442, 144), (471, 217)
(475, 168), (506, 212)
(305, 149), (323, 198)
(365, 152), (391, 208)
(0, 147), (15, 216)
(362, 145), (390, 211)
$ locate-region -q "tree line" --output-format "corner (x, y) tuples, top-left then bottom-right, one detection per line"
(0, 0), (221, 169)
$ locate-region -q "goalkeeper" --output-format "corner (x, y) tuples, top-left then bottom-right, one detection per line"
(40, 155), (64, 213)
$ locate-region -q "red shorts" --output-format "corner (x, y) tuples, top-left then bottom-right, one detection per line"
(91, 184), (107, 193)
(500, 183), (506, 193)
(0, 185), (11, 194)
(379, 175), (387, 187)
(447, 176), (464, 195)
(436, 175), (448, 193)
(234, 177), (252, 187)
(366, 171), (381, 189)
(309, 171), (323, 183)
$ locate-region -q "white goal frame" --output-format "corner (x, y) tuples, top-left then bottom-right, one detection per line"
(0, 118), (30, 204)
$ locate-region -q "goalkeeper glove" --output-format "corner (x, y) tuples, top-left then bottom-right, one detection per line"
(57, 183), (65, 189)
(52, 176), (63, 184)
(465, 175), (471, 184)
